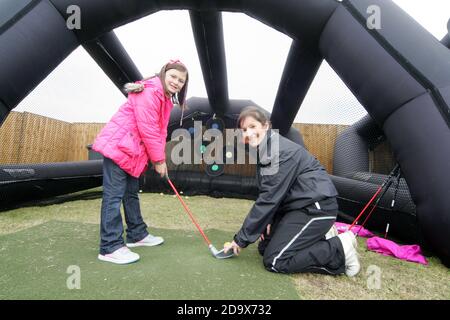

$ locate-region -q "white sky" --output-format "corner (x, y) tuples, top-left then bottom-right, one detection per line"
(13, 0), (450, 125)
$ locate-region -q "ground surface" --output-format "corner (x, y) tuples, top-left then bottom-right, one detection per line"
(0, 191), (449, 300)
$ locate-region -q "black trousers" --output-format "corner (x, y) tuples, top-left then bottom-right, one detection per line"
(259, 198), (345, 275)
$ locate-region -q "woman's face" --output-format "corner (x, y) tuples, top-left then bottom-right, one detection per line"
(165, 69), (187, 95)
(240, 116), (269, 147)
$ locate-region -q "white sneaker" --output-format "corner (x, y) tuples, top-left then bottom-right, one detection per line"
(325, 224), (339, 240)
(126, 234), (164, 248)
(345, 229), (358, 248)
(98, 246), (140, 265)
(338, 231), (360, 277)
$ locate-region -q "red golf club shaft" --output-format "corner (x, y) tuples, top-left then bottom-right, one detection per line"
(348, 185), (383, 231)
(166, 177), (212, 246)
(349, 164), (401, 232)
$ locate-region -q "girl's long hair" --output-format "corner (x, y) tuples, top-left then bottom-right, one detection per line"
(124, 60), (189, 109)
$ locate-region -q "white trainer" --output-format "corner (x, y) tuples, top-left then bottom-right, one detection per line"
(98, 246), (140, 265)
(344, 229), (358, 248)
(338, 231), (361, 277)
(325, 224), (339, 240)
(126, 234), (164, 248)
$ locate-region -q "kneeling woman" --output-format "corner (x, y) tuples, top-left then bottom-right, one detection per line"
(224, 106), (360, 276)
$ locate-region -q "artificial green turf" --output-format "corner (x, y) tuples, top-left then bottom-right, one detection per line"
(0, 220), (299, 300)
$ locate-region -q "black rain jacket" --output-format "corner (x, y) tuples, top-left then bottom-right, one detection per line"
(234, 130), (338, 248)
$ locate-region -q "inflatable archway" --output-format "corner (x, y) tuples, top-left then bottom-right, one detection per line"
(1, 0), (449, 265)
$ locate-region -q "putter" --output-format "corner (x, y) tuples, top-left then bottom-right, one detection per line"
(165, 175), (234, 259)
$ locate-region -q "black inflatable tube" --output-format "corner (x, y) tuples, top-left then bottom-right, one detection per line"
(331, 173), (415, 216)
(333, 115), (384, 176)
(83, 31), (143, 95)
(0, 176), (103, 211)
(445, 19), (450, 48)
(330, 178), (419, 244)
(0, 160), (102, 182)
(320, 0), (450, 265)
(0, 160), (103, 211)
(48, 0), (338, 44)
(341, 0), (450, 127)
(141, 170), (258, 201)
(382, 92), (450, 266)
(442, 34), (450, 49)
(0, 0), (37, 35)
(271, 40), (323, 136)
(0, 100), (8, 126)
(189, 11), (229, 116)
(0, 0), (79, 112)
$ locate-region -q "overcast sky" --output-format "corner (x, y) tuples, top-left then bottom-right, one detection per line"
(13, 0), (450, 125)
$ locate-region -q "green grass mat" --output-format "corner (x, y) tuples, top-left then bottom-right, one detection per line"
(0, 220), (299, 300)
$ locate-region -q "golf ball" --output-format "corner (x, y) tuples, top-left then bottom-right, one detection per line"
(224, 242), (232, 247)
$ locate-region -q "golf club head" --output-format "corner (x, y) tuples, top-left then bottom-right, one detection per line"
(209, 244), (235, 259)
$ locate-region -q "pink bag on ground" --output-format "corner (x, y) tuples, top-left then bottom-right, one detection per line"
(335, 222), (374, 238)
(366, 236), (428, 265)
(334, 221), (428, 265)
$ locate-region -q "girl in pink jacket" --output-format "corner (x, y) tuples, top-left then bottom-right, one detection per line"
(94, 60), (189, 264)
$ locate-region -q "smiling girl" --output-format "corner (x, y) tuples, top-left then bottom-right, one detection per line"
(93, 60), (189, 264)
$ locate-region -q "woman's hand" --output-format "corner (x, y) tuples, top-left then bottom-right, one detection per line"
(154, 161), (168, 178)
(260, 224), (271, 241)
(223, 240), (242, 256)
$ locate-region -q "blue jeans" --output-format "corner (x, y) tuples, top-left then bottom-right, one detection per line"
(99, 157), (149, 255)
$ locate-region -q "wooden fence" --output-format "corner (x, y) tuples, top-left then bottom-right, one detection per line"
(293, 123), (348, 174)
(0, 111), (104, 163)
(1, 111), (395, 175)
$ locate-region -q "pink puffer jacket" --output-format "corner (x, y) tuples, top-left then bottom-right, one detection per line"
(92, 77), (173, 178)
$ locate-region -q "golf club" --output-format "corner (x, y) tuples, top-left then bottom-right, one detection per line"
(348, 164), (401, 235)
(165, 175), (234, 259)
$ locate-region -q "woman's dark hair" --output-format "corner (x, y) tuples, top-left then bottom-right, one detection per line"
(237, 106), (271, 128)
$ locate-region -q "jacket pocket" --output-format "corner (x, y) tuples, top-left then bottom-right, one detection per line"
(117, 132), (140, 157)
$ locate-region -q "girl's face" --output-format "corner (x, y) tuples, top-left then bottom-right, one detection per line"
(165, 69), (187, 95)
(240, 116), (269, 147)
